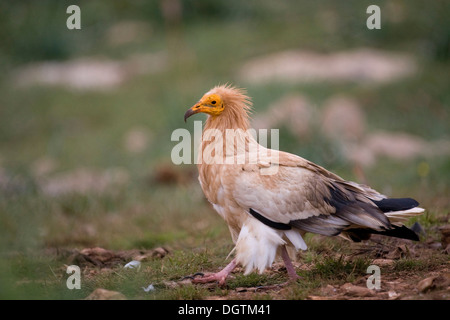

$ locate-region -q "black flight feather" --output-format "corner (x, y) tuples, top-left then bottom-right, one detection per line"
(249, 208), (291, 230)
(345, 225), (420, 242)
(372, 198), (419, 212)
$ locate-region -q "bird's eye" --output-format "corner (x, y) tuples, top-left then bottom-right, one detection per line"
(211, 101), (216, 105)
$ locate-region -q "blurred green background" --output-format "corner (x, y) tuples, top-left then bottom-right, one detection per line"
(0, 0), (448, 299)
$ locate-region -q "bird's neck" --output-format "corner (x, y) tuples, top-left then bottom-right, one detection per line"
(199, 113), (258, 164)
(203, 109), (250, 132)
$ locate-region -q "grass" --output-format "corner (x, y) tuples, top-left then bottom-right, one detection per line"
(309, 256), (371, 283)
(0, 1), (449, 299)
(392, 254), (447, 273)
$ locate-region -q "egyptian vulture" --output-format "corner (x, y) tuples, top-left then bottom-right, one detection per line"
(184, 84), (424, 285)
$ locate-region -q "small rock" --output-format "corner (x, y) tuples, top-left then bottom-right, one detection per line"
(68, 247), (168, 268)
(372, 259), (395, 266)
(388, 290), (400, 300)
(162, 280), (180, 289)
(341, 283), (374, 297)
(439, 225), (450, 247)
(85, 288), (126, 300)
(151, 247), (170, 259)
(386, 244), (410, 259)
(321, 284), (337, 295)
(444, 243), (450, 255)
(428, 242), (442, 250)
(417, 273), (450, 293)
(162, 279), (192, 288)
(417, 276), (437, 293)
(307, 295), (330, 300)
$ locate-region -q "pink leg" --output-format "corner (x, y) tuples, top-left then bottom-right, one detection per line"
(192, 258), (237, 286)
(280, 246), (300, 281)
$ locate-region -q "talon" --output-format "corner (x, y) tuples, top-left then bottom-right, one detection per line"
(181, 272), (205, 281)
(190, 259), (237, 286)
(193, 272), (204, 278)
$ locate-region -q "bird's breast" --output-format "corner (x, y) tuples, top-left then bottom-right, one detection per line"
(198, 163), (248, 242)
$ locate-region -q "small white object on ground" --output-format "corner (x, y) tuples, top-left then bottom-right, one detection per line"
(142, 284), (155, 292)
(124, 260), (141, 270)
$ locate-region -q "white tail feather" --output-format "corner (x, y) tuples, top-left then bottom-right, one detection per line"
(284, 229), (307, 251)
(235, 218), (286, 274)
(385, 207), (425, 226)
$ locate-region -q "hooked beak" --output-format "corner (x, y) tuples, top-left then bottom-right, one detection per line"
(184, 104), (201, 122)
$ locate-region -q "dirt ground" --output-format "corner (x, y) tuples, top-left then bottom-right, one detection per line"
(67, 223), (450, 300)
(204, 235), (450, 300)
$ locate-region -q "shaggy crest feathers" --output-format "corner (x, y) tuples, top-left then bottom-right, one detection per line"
(204, 84), (252, 131)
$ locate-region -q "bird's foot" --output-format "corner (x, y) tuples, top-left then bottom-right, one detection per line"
(287, 272), (302, 282)
(181, 270), (229, 286)
(183, 258), (237, 287)
(191, 271), (229, 286)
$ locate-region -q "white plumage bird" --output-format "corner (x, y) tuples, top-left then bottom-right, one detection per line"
(184, 84), (424, 285)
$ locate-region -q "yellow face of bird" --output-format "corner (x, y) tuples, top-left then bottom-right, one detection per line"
(184, 93), (224, 122)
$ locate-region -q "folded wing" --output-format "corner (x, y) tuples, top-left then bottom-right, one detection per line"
(232, 150), (423, 241)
